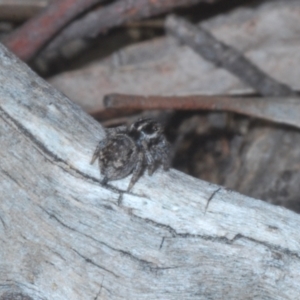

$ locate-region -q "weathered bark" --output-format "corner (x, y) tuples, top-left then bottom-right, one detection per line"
(1, 43), (300, 300)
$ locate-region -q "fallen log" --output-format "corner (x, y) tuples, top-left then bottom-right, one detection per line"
(0, 43), (300, 300)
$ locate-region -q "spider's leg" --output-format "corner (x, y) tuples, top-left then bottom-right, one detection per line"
(138, 140), (155, 175)
(162, 150), (171, 170)
(144, 149), (158, 176)
(90, 144), (101, 164)
(97, 156), (105, 174)
(127, 152), (144, 191)
(148, 163), (157, 176)
(145, 150), (154, 164)
(90, 139), (107, 164)
(161, 139), (172, 170)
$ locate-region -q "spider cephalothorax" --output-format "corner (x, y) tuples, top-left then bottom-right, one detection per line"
(91, 118), (171, 190)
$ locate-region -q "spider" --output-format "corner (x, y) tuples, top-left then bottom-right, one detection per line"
(90, 118), (171, 190)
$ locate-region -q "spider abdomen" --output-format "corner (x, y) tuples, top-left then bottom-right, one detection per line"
(98, 134), (137, 181)
(91, 118), (171, 190)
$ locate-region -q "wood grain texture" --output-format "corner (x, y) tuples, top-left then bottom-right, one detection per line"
(1, 43), (300, 299)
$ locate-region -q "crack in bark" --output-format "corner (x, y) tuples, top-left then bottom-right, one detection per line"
(94, 276), (105, 300)
(205, 187), (222, 214)
(40, 206), (164, 272)
(1, 169), (23, 191)
(0, 105), (123, 195)
(71, 248), (119, 278)
(44, 260), (55, 267)
(143, 218), (177, 237)
(117, 193), (124, 206)
(0, 106), (64, 164)
(0, 213), (6, 231)
(231, 233), (300, 260)
(159, 237), (165, 250)
(132, 213), (300, 261)
(40, 207), (77, 233)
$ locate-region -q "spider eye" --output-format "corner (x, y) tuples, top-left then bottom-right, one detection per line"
(129, 129), (140, 140)
(130, 119), (162, 141)
(143, 123), (157, 134)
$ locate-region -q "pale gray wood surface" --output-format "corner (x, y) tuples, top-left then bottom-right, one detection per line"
(1, 43), (300, 300)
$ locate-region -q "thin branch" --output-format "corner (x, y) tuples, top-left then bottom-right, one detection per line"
(43, 0), (222, 55)
(3, 0), (105, 61)
(0, 0), (48, 21)
(104, 93), (300, 129)
(165, 15), (295, 97)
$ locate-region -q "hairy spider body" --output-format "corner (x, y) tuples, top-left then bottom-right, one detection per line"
(91, 118), (171, 190)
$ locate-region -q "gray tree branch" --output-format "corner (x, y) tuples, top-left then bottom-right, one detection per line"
(0, 43), (300, 300)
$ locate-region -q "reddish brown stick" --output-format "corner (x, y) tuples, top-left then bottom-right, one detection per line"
(3, 0), (104, 61)
(43, 0), (220, 55)
(0, 0), (48, 22)
(104, 93), (300, 129)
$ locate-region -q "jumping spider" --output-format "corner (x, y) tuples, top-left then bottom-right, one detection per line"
(91, 118), (171, 190)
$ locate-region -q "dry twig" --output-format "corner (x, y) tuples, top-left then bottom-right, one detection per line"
(3, 0), (105, 61)
(104, 93), (300, 130)
(43, 0), (222, 55)
(0, 0), (48, 21)
(165, 15), (295, 97)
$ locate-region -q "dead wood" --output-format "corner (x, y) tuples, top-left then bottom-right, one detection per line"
(165, 15), (295, 97)
(0, 0), (48, 22)
(3, 0), (105, 61)
(42, 0), (222, 56)
(104, 93), (300, 130)
(1, 43), (300, 299)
